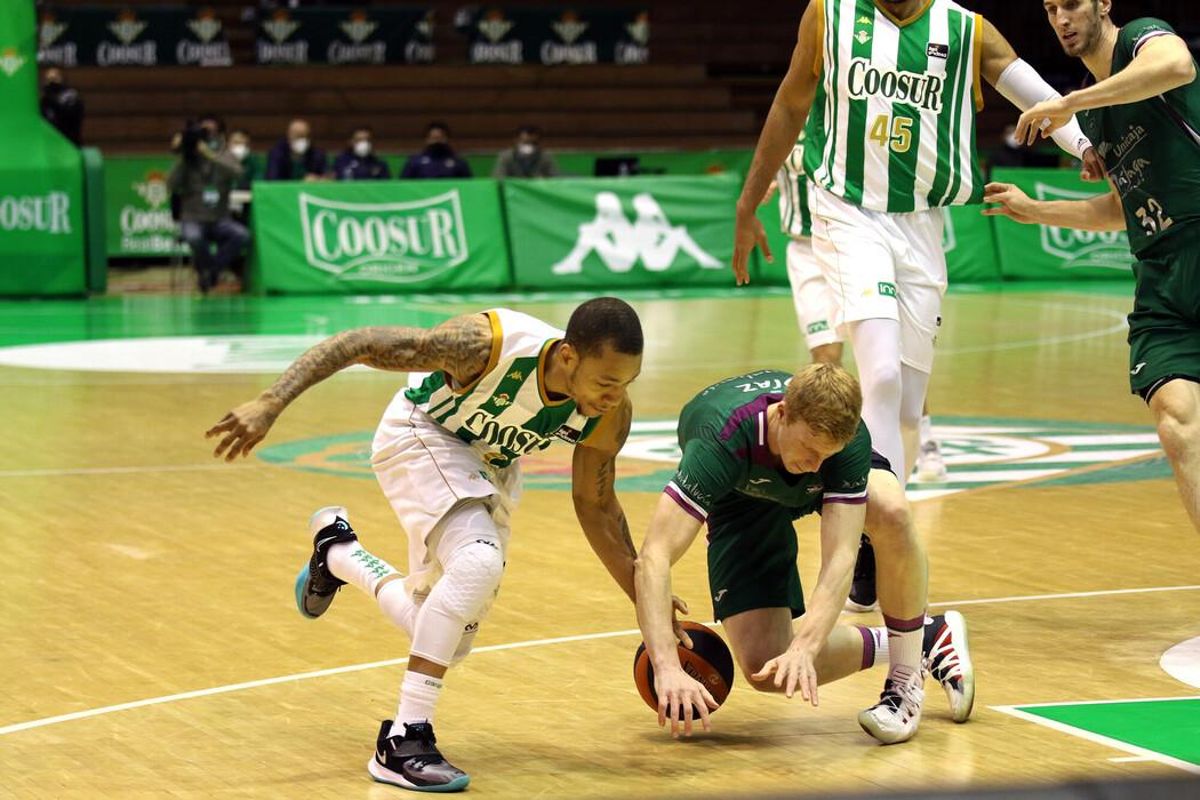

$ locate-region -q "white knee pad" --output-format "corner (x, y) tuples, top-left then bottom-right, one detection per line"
(409, 536), (505, 667)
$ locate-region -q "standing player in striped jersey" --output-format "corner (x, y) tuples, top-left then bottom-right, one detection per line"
(985, 1), (1200, 534)
(635, 364), (974, 744)
(206, 299), (652, 792)
(733, 0), (1103, 500)
(771, 132), (947, 613)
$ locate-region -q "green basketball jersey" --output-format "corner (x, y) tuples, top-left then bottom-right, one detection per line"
(803, 0), (985, 213)
(664, 369), (872, 524)
(404, 309), (601, 469)
(1079, 18), (1200, 256)
(778, 135), (814, 238)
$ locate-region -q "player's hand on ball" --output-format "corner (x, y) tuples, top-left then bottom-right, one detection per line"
(1016, 96), (1073, 145)
(732, 207), (771, 286)
(654, 665), (718, 738)
(206, 394), (284, 461)
(752, 642), (820, 705)
(670, 595), (693, 648)
(1080, 147), (1106, 182)
(982, 182), (1039, 225)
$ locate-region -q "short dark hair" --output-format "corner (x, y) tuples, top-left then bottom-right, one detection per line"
(198, 113), (226, 134)
(517, 124), (541, 137)
(427, 121), (451, 136)
(565, 297), (643, 358)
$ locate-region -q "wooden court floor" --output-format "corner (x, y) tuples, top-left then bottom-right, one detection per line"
(1, 285), (1198, 798)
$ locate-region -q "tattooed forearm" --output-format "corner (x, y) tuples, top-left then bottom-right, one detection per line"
(618, 512), (636, 558)
(264, 314), (493, 407)
(594, 457), (614, 500)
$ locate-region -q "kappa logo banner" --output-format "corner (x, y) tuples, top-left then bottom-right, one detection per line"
(551, 191), (721, 275)
(299, 191), (468, 283)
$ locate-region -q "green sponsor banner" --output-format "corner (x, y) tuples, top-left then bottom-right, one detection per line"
(0, 0), (86, 296)
(992, 168), (1133, 280)
(103, 156), (188, 258)
(466, 8), (649, 65)
(39, 6), (233, 67)
(503, 174), (738, 289)
(252, 180), (510, 293)
(943, 203), (1000, 282)
(256, 7), (434, 65)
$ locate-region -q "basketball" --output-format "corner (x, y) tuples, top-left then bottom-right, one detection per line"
(633, 621), (735, 718)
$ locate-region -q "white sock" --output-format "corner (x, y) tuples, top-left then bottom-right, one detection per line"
(391, 671), (444, 735)
(885, 613), (925, 674)
(327, 542), (417, 637)
(919, 414), (934, 447)
(856, 625), (891, 669)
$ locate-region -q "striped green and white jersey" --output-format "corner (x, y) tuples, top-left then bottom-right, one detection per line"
(404, 309), (602, 469)
(803, 0), (985, 213)
(777, 136), (813, 239)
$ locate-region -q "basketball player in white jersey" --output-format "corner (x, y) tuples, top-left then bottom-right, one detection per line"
(731, 0), (1102, 727)
(207, 298), (652, 792)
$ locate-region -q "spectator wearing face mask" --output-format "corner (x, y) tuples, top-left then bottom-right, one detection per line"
(401, 121), (472, 180)
(227, 129), (261, 191)
(265, 118), (328, 181)
(333, 126), (391, 181)
(493, 125), (559, 179)
(40, 67), (84, 146)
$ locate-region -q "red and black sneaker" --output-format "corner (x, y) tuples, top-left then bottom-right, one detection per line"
(924, 610), (975, 722)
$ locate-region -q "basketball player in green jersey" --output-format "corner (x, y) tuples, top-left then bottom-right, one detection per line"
(207, 298), (656, 792)
(732, 0), (1102, 496)
(984, 1), (1200, 534)
(636, 364), (974, 744)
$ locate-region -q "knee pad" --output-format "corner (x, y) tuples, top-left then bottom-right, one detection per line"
(431, 538), (505, 624)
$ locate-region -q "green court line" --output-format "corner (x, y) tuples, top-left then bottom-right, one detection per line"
(999, 698), (1200, 772)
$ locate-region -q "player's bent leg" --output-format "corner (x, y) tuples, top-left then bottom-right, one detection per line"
(860, 468), (928, 744)
(899, 364), (931, 482)
(721, 607), (795, 692)
(848, 319), (906, 483)
(295, 505), (359, 619)
(1149, 378), (1200, 533)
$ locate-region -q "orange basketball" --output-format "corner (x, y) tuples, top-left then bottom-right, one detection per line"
(633, 621), (735, 718)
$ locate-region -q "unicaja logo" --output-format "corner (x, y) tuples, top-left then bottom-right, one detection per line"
(552, 191), (721, 275)
(1033, 182), (1130, 270)
(299, 191), (469, 283)
(0, 47), (24, 77)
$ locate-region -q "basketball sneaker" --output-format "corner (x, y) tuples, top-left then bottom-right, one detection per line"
(915, 439), (949, 483)
(923, 610), (975, 723)
(857, 664), (924, 745)
(844, 534), (878, 612)
(368, 720), (470, 793)
(294, 505), (358, 619)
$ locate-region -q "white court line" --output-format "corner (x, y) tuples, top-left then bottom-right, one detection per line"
(4, 584), (1200, 738)
(990, 704), (1200, 775)
(1109, 756), (1157, 763)
(0, 463), (263, 479)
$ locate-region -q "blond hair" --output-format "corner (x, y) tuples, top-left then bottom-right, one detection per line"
(782, 363), (862, 443)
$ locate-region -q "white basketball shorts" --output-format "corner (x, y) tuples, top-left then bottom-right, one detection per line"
(371, 391), (521, 598)
(785, 236), (842, 351)
(808, 183), (947, 373)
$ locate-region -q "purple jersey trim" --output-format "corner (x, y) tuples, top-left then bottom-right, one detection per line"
(822, 494), (868, 505)
(664, 483), (707, 522)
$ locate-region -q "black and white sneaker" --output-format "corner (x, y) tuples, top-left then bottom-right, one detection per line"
(858, 664), (924, 744)
(368, 720), (470, 793)
(845, 533), (878, 612)
(924, 610), (975, 722)
(293, 505), (358, 619)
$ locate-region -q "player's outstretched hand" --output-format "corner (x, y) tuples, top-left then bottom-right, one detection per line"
(732, 208), (771, 286)
(982, 182), (1038, 225)
(1080, 147), (1106, 182)
(752, 643), (820, 705)
(205, 395), (284, 461)
(670, 595), (694, 649)
(654, 665), (719, 738)
(1016, 96), (1073, 146)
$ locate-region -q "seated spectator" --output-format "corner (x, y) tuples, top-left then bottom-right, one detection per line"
(168, 118), (250, 294)
(493, 125), (559, 179)
(265, 118), (328, 181)
(40, 68), (84, 146)
(401, 122), (472, 179)
(333, 126), (391, 181)
(227, 129), (261, 190)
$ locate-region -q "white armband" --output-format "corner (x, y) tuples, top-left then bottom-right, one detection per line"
(994, 58), (1093, 159)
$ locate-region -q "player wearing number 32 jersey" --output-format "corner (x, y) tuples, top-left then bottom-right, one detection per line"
(983, 0), (1200, 535)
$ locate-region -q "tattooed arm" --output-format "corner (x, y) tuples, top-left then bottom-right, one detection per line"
(571, 399), (638, 602)
(205, 313), (494, 461)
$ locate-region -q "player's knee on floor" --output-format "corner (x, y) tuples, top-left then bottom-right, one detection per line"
(732, 648), (780, 693)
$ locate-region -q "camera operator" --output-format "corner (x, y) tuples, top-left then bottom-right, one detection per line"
(168, 116), (250, 294)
